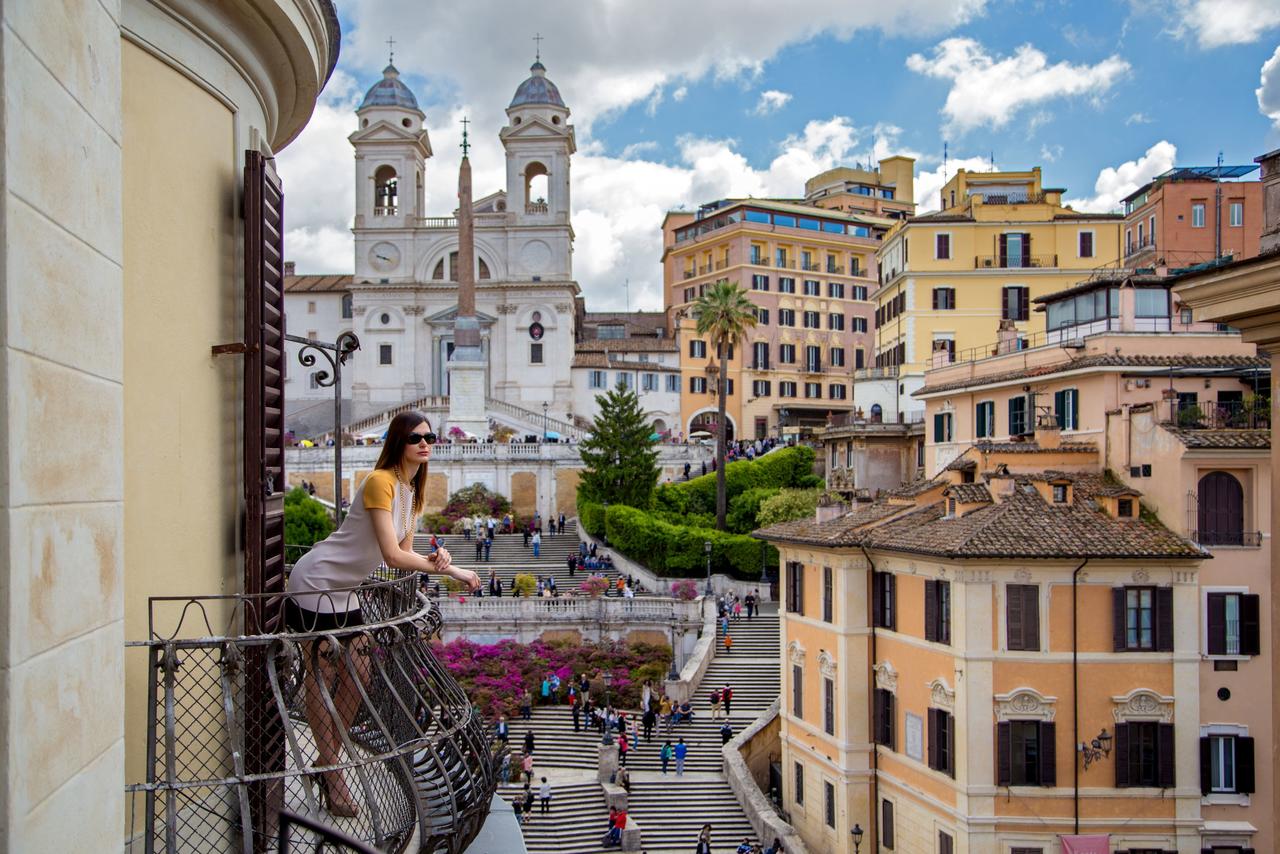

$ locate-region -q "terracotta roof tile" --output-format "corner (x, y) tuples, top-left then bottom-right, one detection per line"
(575, 338), (677, 353)
(753, 502), (906, 546)
(946, 483), (991, 503)
(971, 440), (1098, 454)
(886, 477), (947, 498)
(1164, 428), (1271, 449)
(284, 274), (353, 293)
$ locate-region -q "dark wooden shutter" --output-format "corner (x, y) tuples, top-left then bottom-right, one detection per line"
(996, 722), (1011, 785)
(1156, 587), (1174, 652)
(945, 713), (955, 776)
(1025, 588), (1040, 651)
(1206, 593), (1226, 655)
(927, 709), (939, 769)
(871, 573), (882, 626)
(1070, 389), (1080, 430)
(924, 579), (938, 642)
(1039, 722), (1056, 785)
(881, 799), (894, 849)
(1018, 287), (1029, 321)
(1007, 586), (1024, 649)
(998, 233), (1008, 268)
(1054, 390), (1066, 429)
(1237, 736), (1255, 793)
(243, 148), (288, 843)
(1240, 594), (1261, 656)
(931, 288), (938, 309)
(1114, 723), (1130, 787)
(887, 574), (896, 630)
(1113, 587), (1128, 651)
(1023, 233), (1032, 265)
(1199, 736), (1212, 794)
(1157, 723), (1176, 788)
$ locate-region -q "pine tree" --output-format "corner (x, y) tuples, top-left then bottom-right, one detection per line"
(578, 382), (660, 508)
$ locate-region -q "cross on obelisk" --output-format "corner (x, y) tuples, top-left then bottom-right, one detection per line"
(386, 36), (396, 64)
(532, 32), (544, 61)
(460, 116), (470, 156)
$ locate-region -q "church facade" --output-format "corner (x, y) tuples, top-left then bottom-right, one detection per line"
(338, 59), (581, 426)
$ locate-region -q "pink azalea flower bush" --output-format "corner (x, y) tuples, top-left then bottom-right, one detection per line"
(432, 637), (671, 721)
(670, 579), (700, 601)
(578, 575), (611, 597)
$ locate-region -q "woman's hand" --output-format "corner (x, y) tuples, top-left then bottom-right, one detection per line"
(429, 546), (452, 568)
(447, 566), (481, 591)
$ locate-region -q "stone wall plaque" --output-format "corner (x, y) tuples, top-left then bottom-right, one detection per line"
(905, 712), (924, 761)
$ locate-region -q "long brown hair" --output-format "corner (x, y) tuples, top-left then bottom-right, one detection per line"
(374, 411), (431, 517)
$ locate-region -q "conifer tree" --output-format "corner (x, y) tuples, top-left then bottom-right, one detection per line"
(578, 382), (660, 508)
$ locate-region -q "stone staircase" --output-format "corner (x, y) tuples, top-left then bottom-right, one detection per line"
(501, 776), (616, 854)
(498, 607), (781, 853)
(414, 522), (643, 594)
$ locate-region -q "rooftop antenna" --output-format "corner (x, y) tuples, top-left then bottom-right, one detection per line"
(386, 36), (396, 65)
(532, 32), (544, 62)
(1214, 150), (1223, 260)
(460, 116), (470, 156)
(990, 150), (995, 171)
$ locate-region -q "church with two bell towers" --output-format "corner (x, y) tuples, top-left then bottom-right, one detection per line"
(342, 54), (580, 426)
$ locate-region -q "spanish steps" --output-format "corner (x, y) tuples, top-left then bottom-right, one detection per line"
(498, 606), (781, 853)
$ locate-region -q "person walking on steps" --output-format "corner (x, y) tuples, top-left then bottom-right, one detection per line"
(538, 776), (551, 814)
(520, 690), (533, 721)
(724, 632), (733, 654)
(559, 512), (566, 534)
(720, 719), (734, 745)
(523, 729), (535, 758)
(722, 684), (734, 716)
(674, 737), (687, 776)
(696, 823), (713, 854)
(618, 730), (629, 766)
(532, 529), (541, 558)
(710, 687), (722, 719)
(483, 534), (492, 562)
(660, 740), (673, 775)
(474, 534), (483, 562)
(495, 715), (509, 745)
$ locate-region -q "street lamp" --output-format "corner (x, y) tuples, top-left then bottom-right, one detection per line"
(704, 540), (713, 596)
(851, 823), (864, 853)
(1079, 727), (1113, 770)
(601, 671), (615, 746)
(542, 401), (549, 442)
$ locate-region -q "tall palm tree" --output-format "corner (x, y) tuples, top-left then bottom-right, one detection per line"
(692, 280), (758, 530)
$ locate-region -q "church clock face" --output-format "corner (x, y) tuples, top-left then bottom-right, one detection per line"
(368, 241), (401, 273)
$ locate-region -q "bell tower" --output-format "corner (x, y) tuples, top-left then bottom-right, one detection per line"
(500, 59), (575, 225)
(350, 61), (431, 238)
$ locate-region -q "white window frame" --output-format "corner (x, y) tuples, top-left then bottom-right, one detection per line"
(691, 376), (707, 394)
(1201, 585), (1251, 660)
(665, 373), (680, 393)
(589, 370), (607, 389)
(1191, 202), (1206, 228)
(1199, 723), (1250, 806)
(1229, 202), (1243, 228)
(641, 372), (658, 392)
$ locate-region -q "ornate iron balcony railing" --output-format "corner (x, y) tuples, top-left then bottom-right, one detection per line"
(125, 573), (499, 853)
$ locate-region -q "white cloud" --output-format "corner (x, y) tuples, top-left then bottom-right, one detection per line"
(619, 141), (660, 159)
(278, 0), (992, 304)
(1125, 111), (1152, 125)
(1257, 44), (1280, 126)
(913, 155), (997, 213)
(1065, 140), (1178, 213)
(906, 37), (1130, 133)
(1040, 143), (1064, 162)
(1170, 0), (1280, 47)
(751, 89), (793, 116)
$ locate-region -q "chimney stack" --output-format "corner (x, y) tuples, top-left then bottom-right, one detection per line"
(815, 494), (850, 525)
(284, 261), (296, 277)
(996, 319), (1019, 355)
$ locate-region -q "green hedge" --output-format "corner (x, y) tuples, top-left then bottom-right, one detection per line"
(652, 445), (815, 519)
(580, 501), (606, 537)
(599, 503), (775, 580)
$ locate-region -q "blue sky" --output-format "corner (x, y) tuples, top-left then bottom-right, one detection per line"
(279, 0), (1280, 310)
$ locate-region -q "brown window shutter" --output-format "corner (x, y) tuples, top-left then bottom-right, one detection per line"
(1007, 586), (1024, 649)
(888, 574), (896, 630)
(872, 574), (882, 626)
(1114, 723), (1130, 787)
(1156, 587), (1174, 652)
(945, 713), (955, 776)
(1206, 593), (1226, 655)
(241, 148), (288, 839)
(1240, 594), (1261, 656)
(1199, 736), (1212, 794)
(931, 289), (938, 310)
(996, 721), (1011, 785)
(1113, 587), (1127, 651)
(886, 692), (895, 749)
(927, 709), (939, 770)
(1024, 587), (1040, 651)
(1157, 722), (1176, 788)
(1039, 721), (1056, 785)
(924, 579), (938, 642)
(998, 233), (1008, 267)
(1237, 736), (1255, 793)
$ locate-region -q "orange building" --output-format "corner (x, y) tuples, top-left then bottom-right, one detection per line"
(1122, 165), (1263, 271)
(759, 438), (1211, 853)
(662, 158), (914, 440)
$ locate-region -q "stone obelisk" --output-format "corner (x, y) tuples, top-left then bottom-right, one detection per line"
(446, 124), (489, 439)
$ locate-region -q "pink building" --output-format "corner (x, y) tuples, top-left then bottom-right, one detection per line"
(1122, 165), (1263, 271)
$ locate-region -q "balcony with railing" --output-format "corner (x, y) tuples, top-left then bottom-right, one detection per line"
(1125, 236), (1156, 257)
(1165, 399), (1271, 430)
(125, 574), (498, 853)
(801, 260), (820, 272)
(974, 254), (1058, 269)
(373, 206), (398, 216)
(1190, 530), (1264, 547)
(525, 201), (549, 215)
(826, 264), (845, 275)
(418, 216), (459, 229)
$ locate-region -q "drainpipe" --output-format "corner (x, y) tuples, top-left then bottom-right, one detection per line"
(860, 544), (879, 852)
(1071, 557), (1090, 835)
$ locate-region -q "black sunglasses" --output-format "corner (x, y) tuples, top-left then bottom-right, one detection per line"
(407, 431), (437, 445)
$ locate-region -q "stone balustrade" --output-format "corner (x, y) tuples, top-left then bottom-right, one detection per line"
(434, 594), (703, 645)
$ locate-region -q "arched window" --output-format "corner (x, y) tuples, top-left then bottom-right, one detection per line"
(431, 258), (444, 280)
(870, 403), (883, 423)
(525, 161), (549, 213)
(478, 257), (491, 280)
(1198, 471), (1244, 545)
(374, 165), (398, 215)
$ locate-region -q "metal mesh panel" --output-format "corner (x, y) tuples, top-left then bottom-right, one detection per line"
(126, 575), (499, 853)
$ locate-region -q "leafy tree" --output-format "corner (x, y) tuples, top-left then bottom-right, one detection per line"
(577, 382), (660, 508)
(755, 488), (825, 528)
(284, 487), (335, 549)
(692, 280), (758, 530)
(512, 573), (537, 597)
